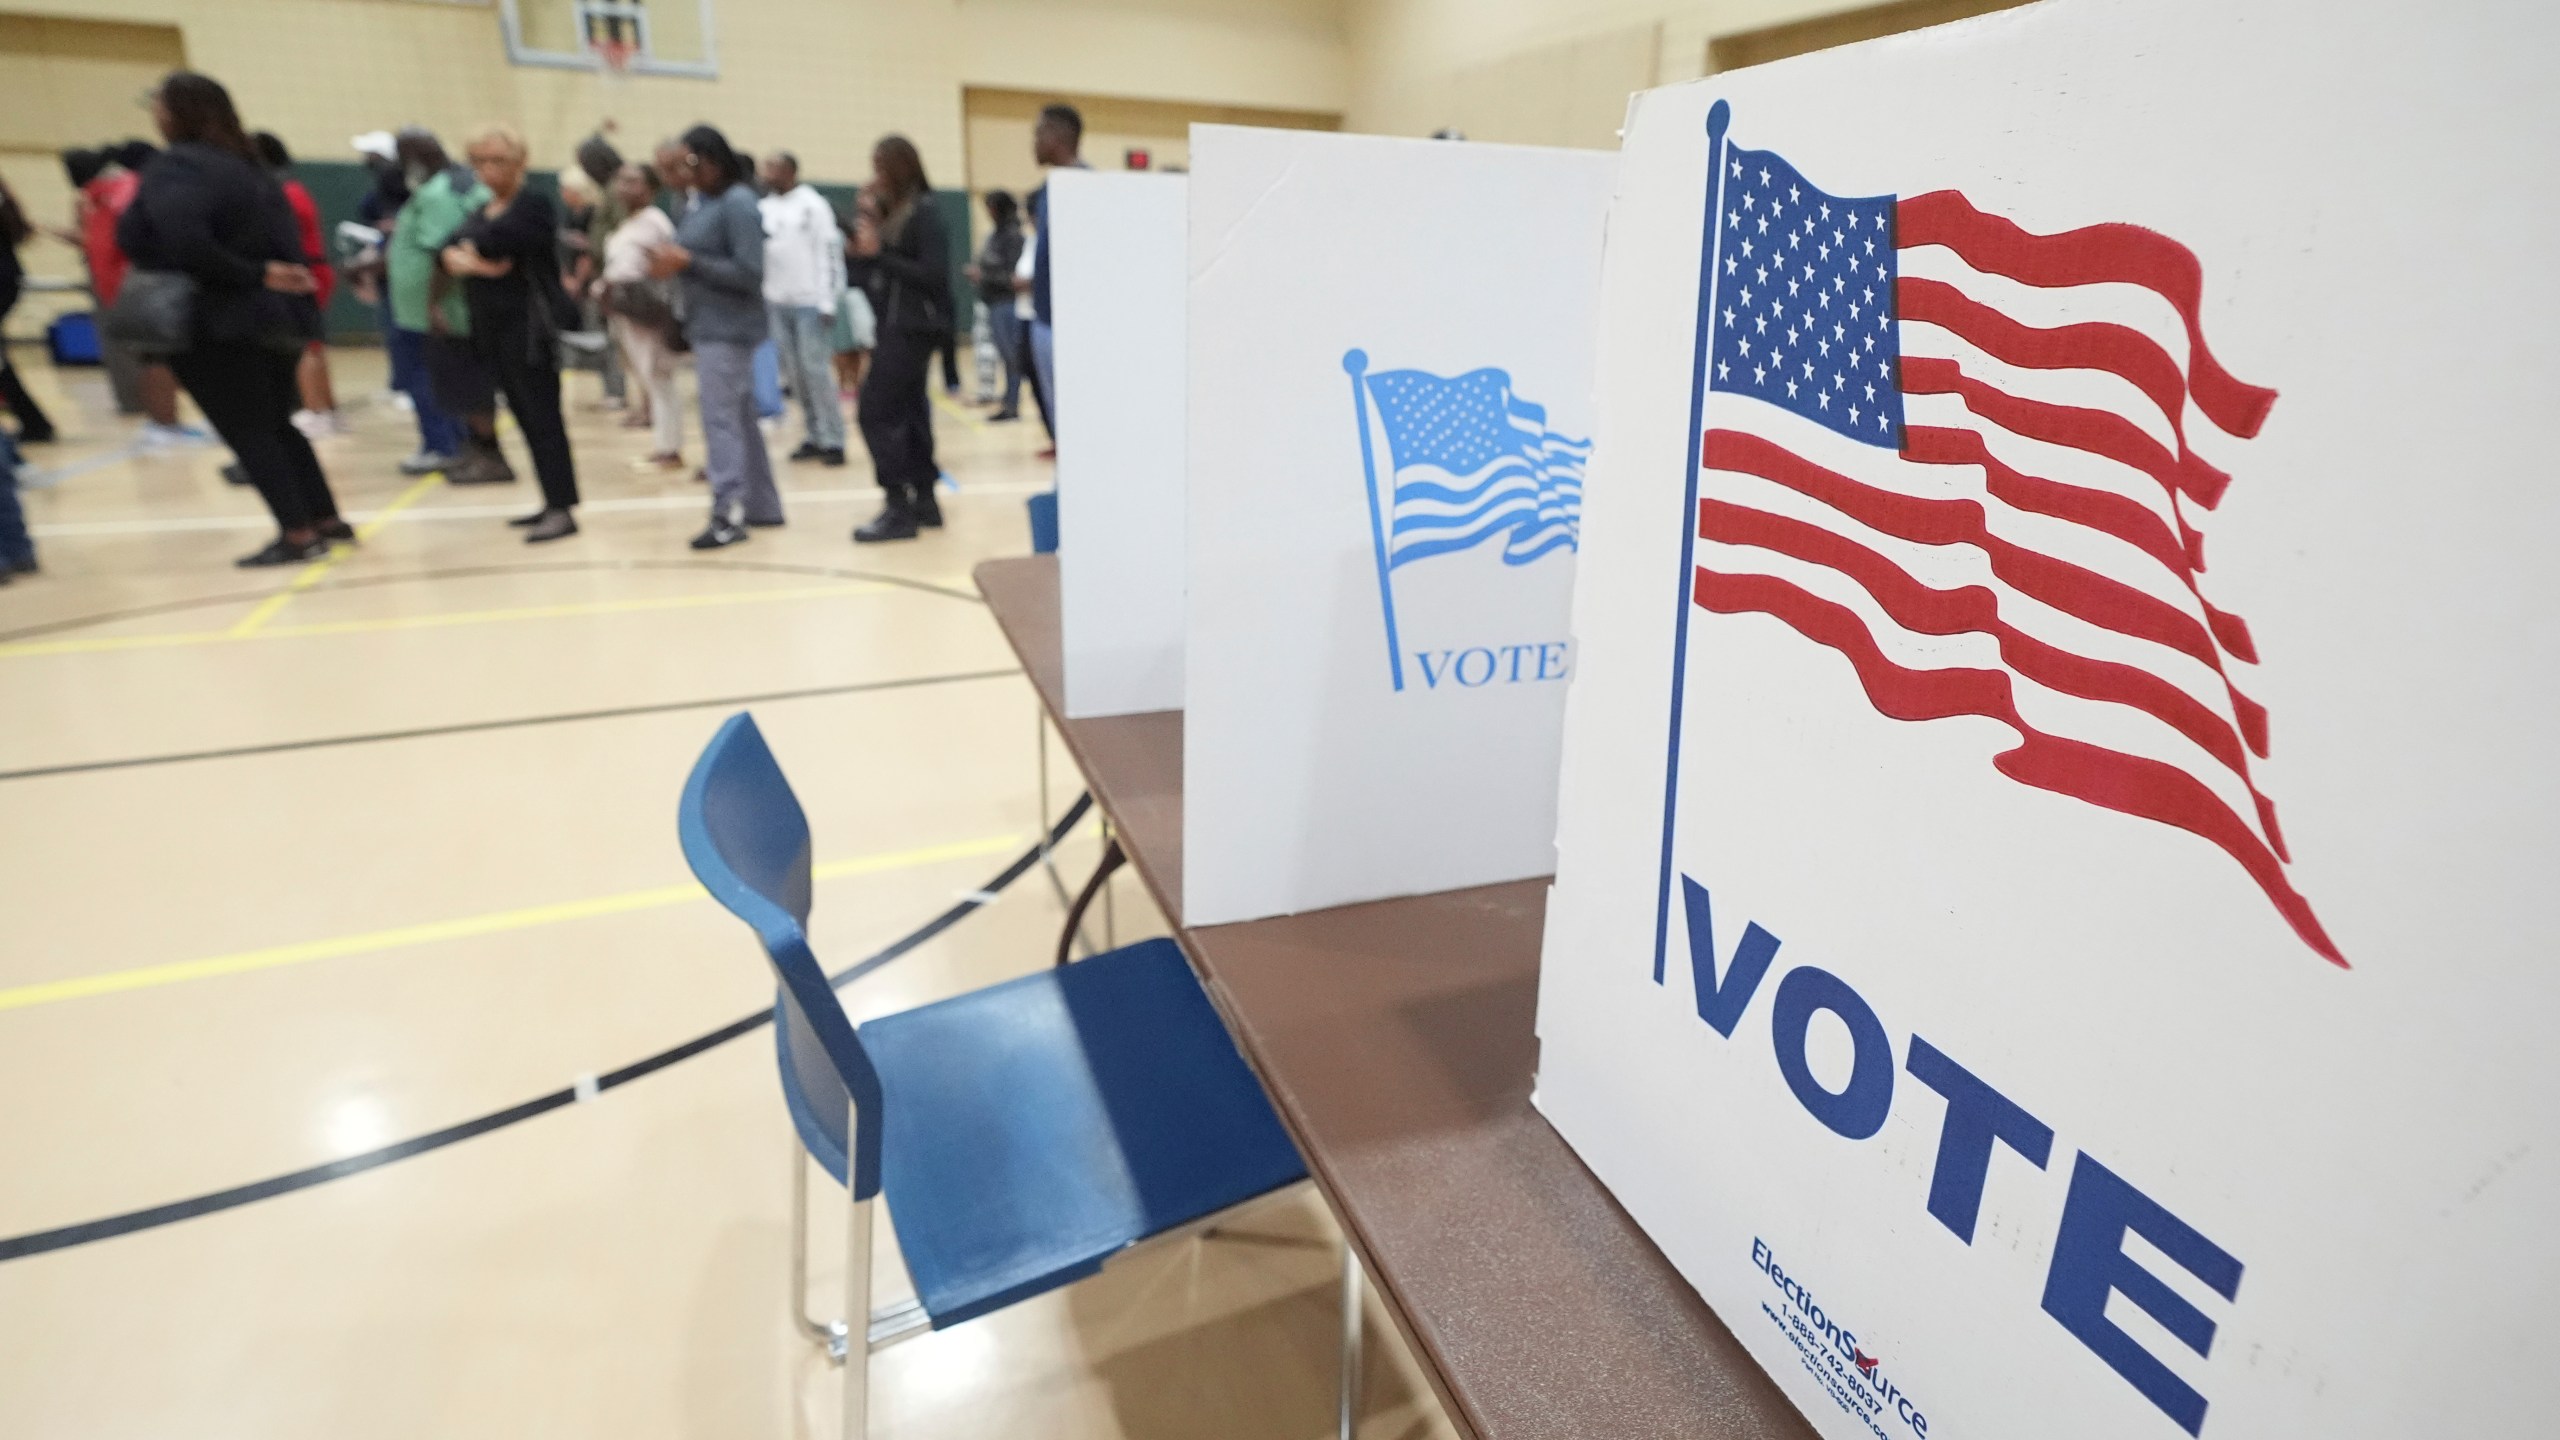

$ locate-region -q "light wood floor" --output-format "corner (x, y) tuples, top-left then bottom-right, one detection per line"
(0, 347), (1459, 1440)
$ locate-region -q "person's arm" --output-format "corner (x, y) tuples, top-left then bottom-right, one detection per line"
(119, 172), (265, 289)
(683, 191), (765, 296)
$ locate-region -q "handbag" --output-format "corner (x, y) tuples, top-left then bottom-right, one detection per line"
(102, 269), (197, 357)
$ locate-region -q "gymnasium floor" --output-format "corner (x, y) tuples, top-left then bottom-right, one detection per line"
(0, 348), (1455, 1439)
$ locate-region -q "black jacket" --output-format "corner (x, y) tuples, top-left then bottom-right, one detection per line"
(973, 223), (1023, 307)
(454, 186), (575, 363)
(857, 196), (952, 335)
(117, 142), (318, 349)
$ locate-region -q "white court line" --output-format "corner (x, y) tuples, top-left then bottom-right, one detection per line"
(31, 479), (1055, 538)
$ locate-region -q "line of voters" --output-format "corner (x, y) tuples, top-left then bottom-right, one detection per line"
(0, 70), (1092, 567)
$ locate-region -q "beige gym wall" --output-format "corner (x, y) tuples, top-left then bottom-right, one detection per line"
(0, 0), (1351, 192)
(1341, 0), (2020, 147)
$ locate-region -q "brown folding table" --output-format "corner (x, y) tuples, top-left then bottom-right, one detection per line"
(977, 554), (1817, 1440)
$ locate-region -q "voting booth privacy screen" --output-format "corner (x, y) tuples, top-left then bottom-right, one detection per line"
(1054, 171), (1191, 720)
(1534, 1), (2559, 1436)
(1183, 126), (1616, 926)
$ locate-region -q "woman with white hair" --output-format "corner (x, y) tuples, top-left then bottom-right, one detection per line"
(441, 123), (581, 543)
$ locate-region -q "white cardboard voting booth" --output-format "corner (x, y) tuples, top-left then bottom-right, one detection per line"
(1053, 170), (1190, 719)
(1535, 1), (2559, 1437)
(1183, 125), (1616, 926)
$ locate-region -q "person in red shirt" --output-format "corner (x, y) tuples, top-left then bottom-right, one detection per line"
(255, 132), (342, 436)
(58, 142), (196, 438)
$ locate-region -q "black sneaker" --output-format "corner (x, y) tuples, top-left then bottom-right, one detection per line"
(988, 408), (1020, 422)
(690, 519), (749, 550)
(523, 510), (579, 544)
(222, 463), (254, 486)
(447, 448), (517, 485)
(853, 504), (918, 544)
(237, 536), (329, 567)
(911, 487), (944, 529)
(787, 441), (827, 462)
(315, 518), (357, 545)
(744, 515), (788, 529)
(820, 447), (846, 467)
(506, 509), (549, 527)
(5, 557), (34, 576)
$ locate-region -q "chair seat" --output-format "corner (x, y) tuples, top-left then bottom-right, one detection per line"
(795, 938), (1307, 1329)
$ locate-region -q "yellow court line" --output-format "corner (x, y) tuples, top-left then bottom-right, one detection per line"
(227, 471), (445, 638)
(0, 583), (885, 659)
(930, 390), (992, 430)
(0, 832), (1023, 1015)
(257, 583), (882, 639)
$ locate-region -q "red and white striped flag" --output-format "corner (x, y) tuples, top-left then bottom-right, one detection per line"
(1678, 136), (2339, 965)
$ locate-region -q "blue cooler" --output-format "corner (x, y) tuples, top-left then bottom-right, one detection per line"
(47, 312), (103, 366)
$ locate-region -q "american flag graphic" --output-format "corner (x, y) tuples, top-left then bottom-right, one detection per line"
(1365, 365), (1589, 569)
(1682, 130), (2340, 965)
(1347, 349), (1588, 691)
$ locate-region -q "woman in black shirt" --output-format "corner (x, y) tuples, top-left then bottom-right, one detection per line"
(118, 72), (342, 566)
(0, 175), (56, 444)
(849, 135), (953, 543)
(441, 124), (579, 543)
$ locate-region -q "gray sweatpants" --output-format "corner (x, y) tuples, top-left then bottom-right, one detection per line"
(694, 339), (782, 526)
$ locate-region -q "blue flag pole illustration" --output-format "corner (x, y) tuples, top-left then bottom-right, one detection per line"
(1652, 97), (1733, 984)
(1346, 347), (1408, 691)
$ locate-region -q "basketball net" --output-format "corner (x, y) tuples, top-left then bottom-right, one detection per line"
(590, 36), (636, 84)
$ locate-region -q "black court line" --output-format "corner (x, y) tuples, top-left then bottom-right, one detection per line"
(0, 668), (1021, 783)
(0, 794), (1093, 1266)
(0, 557), (984, 647)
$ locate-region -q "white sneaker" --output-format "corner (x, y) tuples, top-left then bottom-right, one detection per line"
(292, 410), (346, 438)
(136, 422), (210, 450)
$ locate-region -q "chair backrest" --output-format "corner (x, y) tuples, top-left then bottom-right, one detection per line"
(678, 712), (885, 1199)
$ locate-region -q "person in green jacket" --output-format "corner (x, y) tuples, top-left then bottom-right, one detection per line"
(387, 128), (510, 484)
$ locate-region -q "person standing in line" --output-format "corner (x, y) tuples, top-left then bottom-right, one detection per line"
(118, 72), (344, 565)
(847, 135), (951, 544)
(648, 125), (779, 550)
(388, 128), (505, 483)
(599, 162), (684, 471)
(0, 432), (34, 582)
(349, 131), (411, 413)
(1026, 102), (1086, 459)
(54, 142), (197, 442)
(830, 198), (879, 404)
(252, 133), (345, 439)
(757, 151), (847, 467)
(441, 124), (580, 543)
(967, 190), (1026, 421)
(0, 174), (54, 445)
(567, 128), (628, 413)
(1012, 214), (1053, 443)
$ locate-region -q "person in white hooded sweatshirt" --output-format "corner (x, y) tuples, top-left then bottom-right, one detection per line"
(757, 151), (847, 466)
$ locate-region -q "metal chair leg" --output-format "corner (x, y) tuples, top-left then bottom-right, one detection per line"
(1055, 834), (1126, 967)
(844, 1101), (872, 1440)
(790, 1144), (849, 1357)
(1339, 1243), (1363, 1440)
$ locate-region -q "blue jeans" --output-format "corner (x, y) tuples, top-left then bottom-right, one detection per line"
(767, 303), (845, 450)
(752, 339), (783, 419)
(0, 433), (33, 570)
(387, 327), (465, 457)
(1031, 320), (1057, 430)
(989, 306), (1025, 412)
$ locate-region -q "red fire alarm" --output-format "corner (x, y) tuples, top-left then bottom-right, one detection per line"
(1124, 147), (1151, 171)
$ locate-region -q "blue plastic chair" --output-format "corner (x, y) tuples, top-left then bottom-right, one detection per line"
(678, 713), (1315, 1437)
